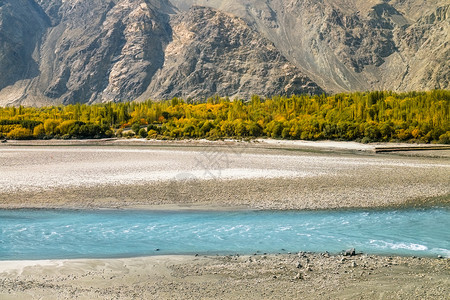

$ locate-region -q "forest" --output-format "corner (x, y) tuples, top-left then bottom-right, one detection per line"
(0, 91), (449, 144)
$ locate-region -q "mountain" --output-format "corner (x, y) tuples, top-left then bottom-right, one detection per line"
(172, 0), (449, 93)
(0, 0), (448, 106)
(1, 0), (176, 105)
(0, 0), (49, 93)
(143, 6), (322, 100)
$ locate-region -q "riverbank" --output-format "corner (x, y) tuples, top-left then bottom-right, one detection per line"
(0, 253), (448, 299)
(2, 137), (450, 152)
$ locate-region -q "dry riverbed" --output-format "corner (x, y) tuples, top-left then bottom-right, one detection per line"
(0, 139), (449, 210)
(0, 140), (449, 299)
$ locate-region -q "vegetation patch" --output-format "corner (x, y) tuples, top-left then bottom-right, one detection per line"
(0, 91), (448, 143)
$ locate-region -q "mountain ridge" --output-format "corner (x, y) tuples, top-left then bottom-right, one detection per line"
(0, 0), (448, 106)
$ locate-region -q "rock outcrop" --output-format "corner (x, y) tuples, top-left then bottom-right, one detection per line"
(144, 7), (322, 100)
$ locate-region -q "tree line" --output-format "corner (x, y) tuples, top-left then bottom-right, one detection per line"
(0, 90), (449, 144)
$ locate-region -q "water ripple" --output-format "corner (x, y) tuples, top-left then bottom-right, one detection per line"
(0, 208), (448, 260)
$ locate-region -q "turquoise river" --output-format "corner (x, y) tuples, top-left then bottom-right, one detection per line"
(1, 208), (449, 260)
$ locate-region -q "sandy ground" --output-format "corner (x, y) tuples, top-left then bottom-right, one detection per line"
(0, 140), (449, 299)
(0, 254), (448, 299)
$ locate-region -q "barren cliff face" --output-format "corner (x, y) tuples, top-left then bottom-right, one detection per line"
(172, 0), (449, 93)
(0, 0), (448, 105)
(143, 7), (323, 100)
(1, 0), (174, 105)
(0, 0), (49, 92)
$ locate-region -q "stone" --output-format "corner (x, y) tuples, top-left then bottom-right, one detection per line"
(344, 248), (356, 256)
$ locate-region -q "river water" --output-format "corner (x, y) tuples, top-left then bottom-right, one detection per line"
(1, 208), (449, 260)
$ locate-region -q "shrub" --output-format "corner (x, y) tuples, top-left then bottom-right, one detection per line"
(105, 130), (114, 137)
(116, 128), (123, 137)
(33, 124), (45, 138)
(131, 123), (141, 135)
(123, 131), (135, 138)
(247, 122), (263, 137)
(147, 129), (158, 139)
(44, 119), (61, 135)
(7, 127), (33, 140)
(396, 129), (412, 141)
(438, 132), (450, 144)
(57, 120), (78, 135)
(138, 128), (148, 138)
(361, 137), (371, 144)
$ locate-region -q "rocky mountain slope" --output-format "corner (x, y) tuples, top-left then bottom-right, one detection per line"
(0, 0), (448, 105)
(1, 0), (177, 105)
(144, 7), (322, 100)
(172, 0), (449, 93)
